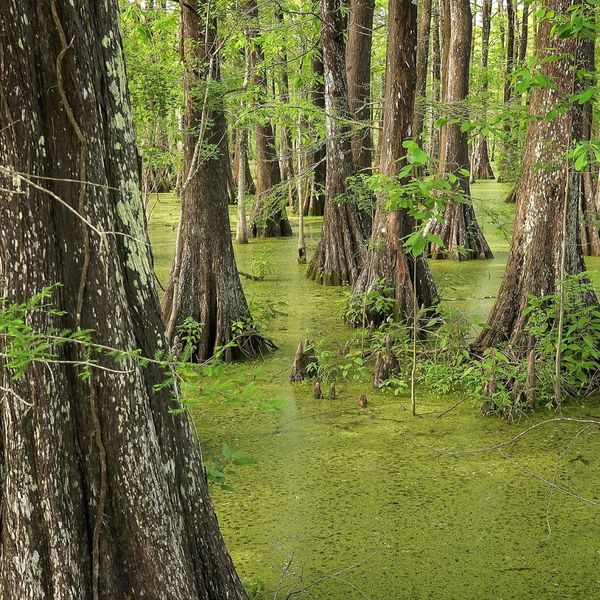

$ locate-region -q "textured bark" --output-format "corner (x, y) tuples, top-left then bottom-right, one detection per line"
(247, 0), (292, 237)
(428, 0), (492, 260)
(412, 0), (432, 142)
(0, 1), (247, 598)
(346, 0), (375, 174)
(471, 0), (495, 180)
(472, 0), (598, 354)
(309, 43), (327, 216)
(162, 1), (269, 361)
(306, 0), (367, 285)
(351, 0), (438, 325)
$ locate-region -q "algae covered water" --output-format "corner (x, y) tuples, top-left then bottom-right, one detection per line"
(148, 183), (600, 599)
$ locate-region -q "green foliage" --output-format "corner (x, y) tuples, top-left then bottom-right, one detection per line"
(251, 249), (276, 280)
(205, 441), (257, 492)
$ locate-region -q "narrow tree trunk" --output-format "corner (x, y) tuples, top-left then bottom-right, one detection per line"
(471, 0), (495, 180)
(0, 1), (247, 597)
(236, 127), (249, 244)
(472, 0), (597, 354)
(162, 1), (270, 360)
(275, 10), (297, 209)
(306, 0), (367, 285)
(351, 0), (438, 326)
(309, 42), (327, 216)
(518, 0), (529, 65)
(497, 0), (517, 182)
(428, 0), (442, 163)
(247, 0), (292, 236)
(428, 0), (493, 260)
(233, 126), (256, 195)
(577, 37), (600, 255)
(346, 0), (375, 174)
(413, 0), (432, 142)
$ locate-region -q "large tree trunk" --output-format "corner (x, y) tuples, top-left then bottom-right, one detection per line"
(351, 0), (438, 326)
(427, 0), (492, 260)
(471, 0), (495, 180)
(346, 0), (375, 174)
(0, 1), (247, 598)
(412, 0), (432, 142)
(247, 0), (292, 236)
(472, 0), (597, 354)
(309, 42), (327, 216)
(162, 1), (269, 360)
(306, 0), (367, 285)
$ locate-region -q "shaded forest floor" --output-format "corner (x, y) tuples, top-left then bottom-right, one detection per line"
(148, 183), (600, 599)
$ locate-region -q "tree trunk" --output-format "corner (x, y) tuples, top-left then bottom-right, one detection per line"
(413, 0), (432, 142)
(351, 0), (438, 325)
(577, 37), (600, 255)
(472, 0), (597, 354)
(497, 0), (517, 182)
(306, 0), (367, 285)
(233, 126), (256, 195)
(518, 0), (529, 65)
(0, 1), (247, 598)
(471, 0), (495, 180)
(236, 127), (250, 244)
(309, 42), (327, 216)
(346, 0), (375, 174)
(428, 0), (493, 260)
(428, 0), (442, 163)
(275, 10), (297, 209)
(247, 0), (292, 236)
(162, 1), (270, 360)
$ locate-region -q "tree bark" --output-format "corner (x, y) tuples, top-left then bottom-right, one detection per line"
(413, 0), (432, 142)
(247, 0), (292, 236)
(233, 126), (256, 195)
(0, 1), (247, 598)
(577, 37), (600, 255)
(471, 0), (495, 180)
(428, 0), (442, 163)
(309, 42), (327, 216)
(428, 0), (493, 260)
(351, 0), (438, 325)
(472, 0), (598, 354)
(275, 10), (297, 209)
(306, 0), (367, 285)
(497, 0), (517, 182)
(346, 0), (375, 174)
(162, 1), (269, 360)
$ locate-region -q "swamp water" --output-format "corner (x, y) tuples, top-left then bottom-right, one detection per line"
(148, 182), (600, 599)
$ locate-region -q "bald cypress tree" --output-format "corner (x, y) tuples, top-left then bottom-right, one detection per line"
(162, 0), (269, 361)
(473, 0), (597, 354)
(351, 0), (438, 324)
(0, 1), (247, 597)
(427, 0), (493, 261)
(306, 0), (367, 285)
